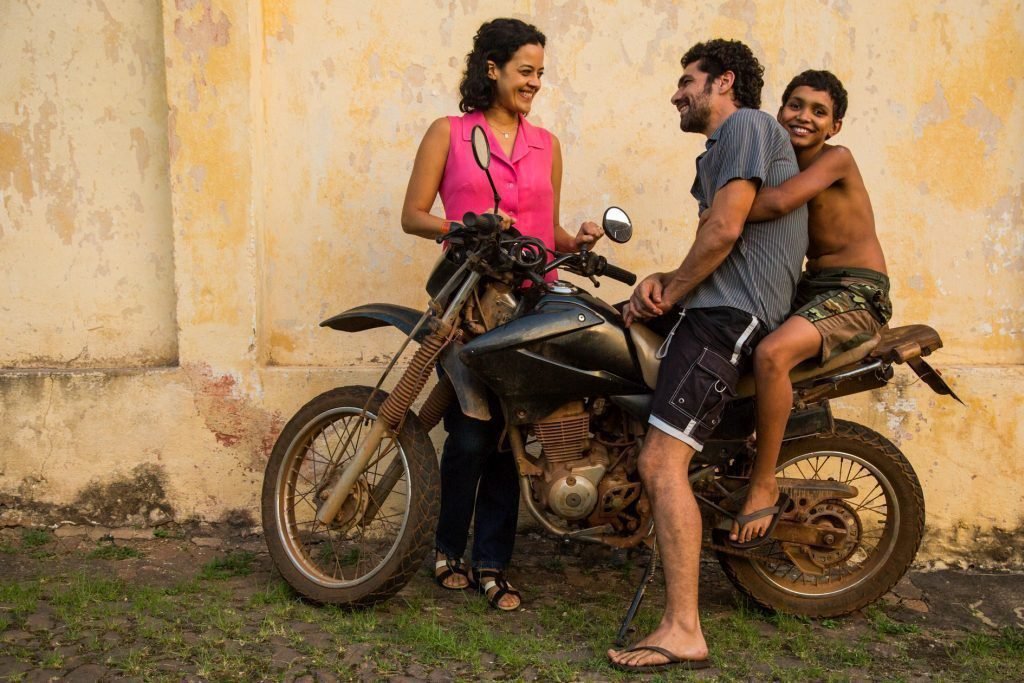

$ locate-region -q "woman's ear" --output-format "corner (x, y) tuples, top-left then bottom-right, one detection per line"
(486, 60), (498, 80)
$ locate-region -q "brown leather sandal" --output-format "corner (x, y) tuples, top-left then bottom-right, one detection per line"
(433, 554), (470, 590)
(471, 568), (521, 611)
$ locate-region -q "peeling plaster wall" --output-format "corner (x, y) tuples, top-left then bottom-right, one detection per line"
(0, 0), (177, 367)
(0, 0), (1022, 563)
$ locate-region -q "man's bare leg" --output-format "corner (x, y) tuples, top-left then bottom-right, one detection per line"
(731, 316), (821, 544)
(607, 428), (709, 667)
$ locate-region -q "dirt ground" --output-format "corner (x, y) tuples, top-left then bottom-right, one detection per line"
(1, 524), (1022, 682)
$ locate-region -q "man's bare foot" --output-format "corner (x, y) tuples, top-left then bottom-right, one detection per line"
(730, 478), (781, 545)
(607, 624), (708, 669)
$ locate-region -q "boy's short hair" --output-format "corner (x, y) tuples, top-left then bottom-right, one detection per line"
(781, 70), (848, 121)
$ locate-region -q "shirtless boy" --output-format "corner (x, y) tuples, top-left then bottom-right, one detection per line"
(729, 70), (892, 546)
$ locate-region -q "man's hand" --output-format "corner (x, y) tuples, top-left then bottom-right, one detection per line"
(623, 273), (669, 327)
(573, 221), (604, 250)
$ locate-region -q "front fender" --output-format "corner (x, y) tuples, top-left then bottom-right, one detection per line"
(320, 304), (429, 342)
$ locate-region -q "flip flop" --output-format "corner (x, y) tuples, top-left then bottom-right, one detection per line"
(609, 645), (711, 672)
(728, 492), (791, 549)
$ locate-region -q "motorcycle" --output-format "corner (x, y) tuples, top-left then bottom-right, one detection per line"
(261, 125), (961, 623)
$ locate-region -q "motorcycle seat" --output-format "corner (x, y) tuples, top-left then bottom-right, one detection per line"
(628, 322), (886, 398)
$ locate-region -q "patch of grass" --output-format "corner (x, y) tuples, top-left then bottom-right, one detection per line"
(0, 580), (42, 624)
(199, 550), (256, 580)
(21, 528), (54, 547)
(866, 605), (921, 636)
(52, 573), (127, 615)
(153, 527), (186, 539)
(88, 544), (143, 561)
(948, 627), (1024, 682)
(39, 650), (65, 669)
(249, 579), (295, 607)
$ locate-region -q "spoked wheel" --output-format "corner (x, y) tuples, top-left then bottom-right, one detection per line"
(718, 420), (924, 617)
(261, 385), (440, 606)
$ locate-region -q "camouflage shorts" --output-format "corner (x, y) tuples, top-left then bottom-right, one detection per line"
(792, 267), (893, 364)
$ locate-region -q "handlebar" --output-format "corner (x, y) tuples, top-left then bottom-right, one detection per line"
(596, 258), (637, 286)
(461, 211), (503, 235)
(440, 211), (637, 287)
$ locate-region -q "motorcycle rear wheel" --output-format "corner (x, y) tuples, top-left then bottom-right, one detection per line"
(261, 385), (440, 606)
(717, 419), (924, 617)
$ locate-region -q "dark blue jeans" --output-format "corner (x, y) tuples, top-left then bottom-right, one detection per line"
(433, 394), (519, 571)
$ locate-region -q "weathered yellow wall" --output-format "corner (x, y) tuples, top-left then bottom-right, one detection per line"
(0, 0), (177, 367)
(1, 0), (1021, 563)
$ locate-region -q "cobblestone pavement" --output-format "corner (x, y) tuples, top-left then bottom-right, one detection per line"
(1, 525), (1022, 682)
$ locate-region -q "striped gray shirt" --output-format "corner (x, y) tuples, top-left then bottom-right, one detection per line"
(685, 108), (808, 330)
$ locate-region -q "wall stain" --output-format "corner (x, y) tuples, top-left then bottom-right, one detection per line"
(186, 363), (284, 468)
(173, 0), (232, 68)
(0, 464), (174, 528)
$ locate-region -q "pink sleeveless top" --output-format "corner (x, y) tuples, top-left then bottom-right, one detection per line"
(439, 110), (557, 280)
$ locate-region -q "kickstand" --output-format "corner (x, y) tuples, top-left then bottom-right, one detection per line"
(614, 538), (659, 648)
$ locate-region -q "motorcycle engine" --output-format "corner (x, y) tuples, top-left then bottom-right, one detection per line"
(531, 402), (607, 520)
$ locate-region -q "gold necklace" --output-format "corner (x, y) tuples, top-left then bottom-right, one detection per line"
(487, 117), (519, 139)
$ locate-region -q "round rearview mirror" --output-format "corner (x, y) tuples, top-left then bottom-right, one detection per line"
(602, 206), (633, 243)
(471, 125), (491, 170)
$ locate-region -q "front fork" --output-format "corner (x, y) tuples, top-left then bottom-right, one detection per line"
(314, 272), (479, 525)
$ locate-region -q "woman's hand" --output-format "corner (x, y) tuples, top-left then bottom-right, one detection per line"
(573, 221), (604, 250)
(496, 209), (516, 231)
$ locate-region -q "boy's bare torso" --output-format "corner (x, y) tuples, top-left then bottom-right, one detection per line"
(803, 144), (887, 274)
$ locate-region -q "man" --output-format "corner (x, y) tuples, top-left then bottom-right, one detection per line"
(608, 39), (807, 672)
(729, 70), (890, 546)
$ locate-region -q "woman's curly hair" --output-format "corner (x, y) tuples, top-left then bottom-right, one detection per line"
(680, 39), (764, 109)
(459, 18), (546, 113)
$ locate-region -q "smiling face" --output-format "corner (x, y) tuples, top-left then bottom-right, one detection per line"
(488, 43), (544, 116)
(671, 61), (715, 134)
(777, 85), (843, 150)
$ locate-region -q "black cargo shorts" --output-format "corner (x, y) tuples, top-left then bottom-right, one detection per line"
(647, 306), (764, 451)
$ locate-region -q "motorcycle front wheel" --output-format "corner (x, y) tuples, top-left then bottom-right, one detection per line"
(717, 419), (925, 617)
(261, 385), (440, 606)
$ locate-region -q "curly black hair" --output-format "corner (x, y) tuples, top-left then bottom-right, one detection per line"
(458, 18), (546, 113)
(781, 70), (848, 121)
(680, 39), (764, 109)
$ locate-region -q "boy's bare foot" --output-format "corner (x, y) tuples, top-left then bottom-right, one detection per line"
(730, 479), (781, 545)
(607, 624), (709, 670)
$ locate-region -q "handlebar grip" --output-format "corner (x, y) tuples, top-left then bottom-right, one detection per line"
(462, 211), (502, 234)
(599, 260), (637, 286)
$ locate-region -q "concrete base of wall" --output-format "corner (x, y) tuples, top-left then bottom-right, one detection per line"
(1, 363), (1020, 565)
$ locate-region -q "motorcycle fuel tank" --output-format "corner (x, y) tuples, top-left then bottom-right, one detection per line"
(459, 287), (647, 403)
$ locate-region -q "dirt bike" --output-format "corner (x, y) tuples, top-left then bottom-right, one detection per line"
(261, 125), (961, 625)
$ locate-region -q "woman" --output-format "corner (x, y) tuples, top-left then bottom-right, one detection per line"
(401, 18), (602, 611)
